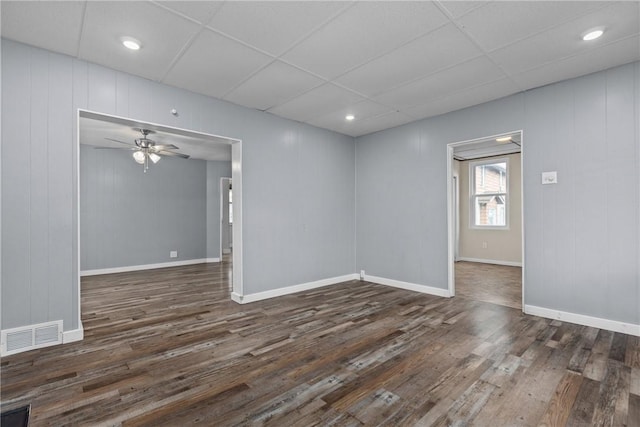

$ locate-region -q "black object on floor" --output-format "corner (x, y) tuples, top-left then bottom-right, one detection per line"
(0, 404), (30, 427)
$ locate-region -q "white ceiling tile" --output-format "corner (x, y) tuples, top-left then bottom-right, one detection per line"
(458, 1), (610, 52)
(164, 29), (273, 99)
(207, 1), (349, 56)
(306, 100), (394, 134)
(152, 1), (224, 24)
(281, 1), (449, 79)
(0, 1), (85, 57)
(436, 1), (490, 18)
(224, 61), (324, 111)
(375, 56), (507, 109)
(78, 1), (202, 81)
(346, 111), (416, 137)
(336, 24), (483, 97)
(267, 84), (365, 123)
(404, 78), (521, 120)
(512, 36), (640, 90)
(490, 2), (640, 76)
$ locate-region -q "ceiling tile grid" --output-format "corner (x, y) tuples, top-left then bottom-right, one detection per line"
(487, 2), (640, 77)
(163, 28), (274, 99)
(205, 1), (351, 57)
(280, 1), (450, 80)
(151, 1), (225, 25)
(78, 1), (204, 82)
(404, 78), (522, 120)
(335, 23), (484, 97)
(306, 100), (395, 136)
(1, 1), (638, 137)
(374, 56), (508, 110)
(0, 1), (86, 57)
(223, 60), (325, 111)
(267, 83), (365, 124)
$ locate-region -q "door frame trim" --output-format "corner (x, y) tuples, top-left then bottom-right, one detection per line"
(446, 130), (525, 310)
(77, 109), (245, 337)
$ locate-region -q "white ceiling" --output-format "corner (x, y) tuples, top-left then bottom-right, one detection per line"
(79, 113), (233, 161)
(3, 1), (639, 137)
(453, 132), (521, 161)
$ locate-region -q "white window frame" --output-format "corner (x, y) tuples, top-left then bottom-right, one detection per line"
(469, 157), (509, 230)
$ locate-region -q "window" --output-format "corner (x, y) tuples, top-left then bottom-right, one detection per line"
(470, 158), (508, 228)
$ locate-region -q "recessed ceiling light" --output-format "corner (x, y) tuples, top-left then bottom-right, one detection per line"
(121, 36), (141, 50)
(345, 114), (355, 121)
(496, 136), (512, 142)
(582, 29), (604, 41)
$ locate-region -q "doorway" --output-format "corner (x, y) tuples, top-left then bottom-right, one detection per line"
(76, 110), (244, 330)
(220, 177), (233, 258)
(447, 131), (524, 310)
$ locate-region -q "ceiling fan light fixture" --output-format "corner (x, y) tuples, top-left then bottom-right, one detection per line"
(149, 153), (161, 164)
(133, 150), (146, 164)
(121, 36), (141, 50)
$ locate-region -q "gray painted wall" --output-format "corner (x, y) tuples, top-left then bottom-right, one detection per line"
(80, 145), (224, 270)
(1, 39), (355, 332)
(207, 162), (232, 259)
(356, 61), (639, 326)
(2, 36), (637, 335)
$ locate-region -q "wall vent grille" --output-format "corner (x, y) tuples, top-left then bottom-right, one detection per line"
(1, 321), (63, 356)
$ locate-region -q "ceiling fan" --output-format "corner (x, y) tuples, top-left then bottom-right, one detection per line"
(102, 128), (190, 172)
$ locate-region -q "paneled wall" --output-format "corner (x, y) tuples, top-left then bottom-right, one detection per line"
(2, 36), (637, 336)
(80, 146), (230, 270)
(356, 61), (639, 327)
(1, 39), (355, 332)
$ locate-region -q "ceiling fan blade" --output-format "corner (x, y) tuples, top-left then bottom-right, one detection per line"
(157, 150), (190, 159)
(151, 144), (178, 151)
(93, 146), (137, 150)
(104, 137), (135, 146)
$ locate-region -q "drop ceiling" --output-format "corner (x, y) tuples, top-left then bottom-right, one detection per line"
(2, 1), (639, 137)
(453, 133), (521, 161)
(79, 113), (233, 161)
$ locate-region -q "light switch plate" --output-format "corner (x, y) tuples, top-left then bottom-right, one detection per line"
(541, 171), (557, 185)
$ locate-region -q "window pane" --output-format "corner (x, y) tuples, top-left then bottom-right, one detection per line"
(474, 195), (507, 226)
(474, 162), (507, 194)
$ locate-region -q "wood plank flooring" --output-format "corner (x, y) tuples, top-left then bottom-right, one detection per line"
(1, 260), (638, 426)
(455, 261), (522, 310)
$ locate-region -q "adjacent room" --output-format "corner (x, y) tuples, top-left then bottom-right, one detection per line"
(1, 1), (639, 426)
(451, 133), (523, 310)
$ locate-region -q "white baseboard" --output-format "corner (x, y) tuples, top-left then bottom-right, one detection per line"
(231, 274), (360, 304)
(524, 305), (640, 337)
(364, 274), (451, 298)
(63, 324), (84, 343)
(457, 257), (522, 267)
(81, 258), (219, 276)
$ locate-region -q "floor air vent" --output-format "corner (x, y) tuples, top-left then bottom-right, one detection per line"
(1, 320), (63, 356)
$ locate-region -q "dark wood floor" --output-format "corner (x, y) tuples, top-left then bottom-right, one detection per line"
(1, 260), (638, 426)
(455, 261), (522, 310)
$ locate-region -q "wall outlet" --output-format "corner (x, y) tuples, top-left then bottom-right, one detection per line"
(482, 242), (488, 249)
(541, 171), (558, 185)
(170, 250), (178, 258)
(360, 270), (365, 280)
